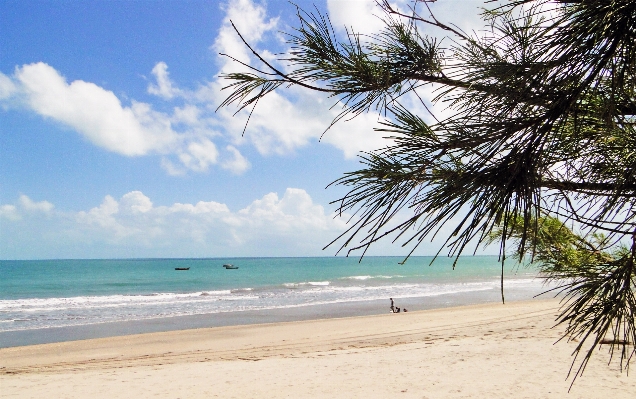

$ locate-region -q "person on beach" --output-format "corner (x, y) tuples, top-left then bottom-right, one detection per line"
(390, 298), (395, 313)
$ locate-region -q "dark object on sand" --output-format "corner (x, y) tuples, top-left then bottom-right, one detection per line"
(223, 264), (239, 269)
(175, 267), (190, 271)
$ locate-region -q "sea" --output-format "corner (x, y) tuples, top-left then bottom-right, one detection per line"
(0, 256), (552, 348)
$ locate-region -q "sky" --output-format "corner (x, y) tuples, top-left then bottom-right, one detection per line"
(0, 0), (491, 259)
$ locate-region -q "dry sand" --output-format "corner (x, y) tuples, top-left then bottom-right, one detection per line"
(1, 299), (633, 398)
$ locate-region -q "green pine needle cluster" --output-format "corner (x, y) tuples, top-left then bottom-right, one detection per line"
(219, 0), (636, 382)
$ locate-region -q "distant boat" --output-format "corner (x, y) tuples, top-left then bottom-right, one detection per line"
(175, 267), (190, 271)
(223, 264), (239, 269)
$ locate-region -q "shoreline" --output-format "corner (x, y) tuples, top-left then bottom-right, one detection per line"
(2, 298), (633, 398)
(0, 283), (547, 348)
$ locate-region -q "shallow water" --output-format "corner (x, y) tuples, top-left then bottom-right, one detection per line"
(0, 256), (549, 346)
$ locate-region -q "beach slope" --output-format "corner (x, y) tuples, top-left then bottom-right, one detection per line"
(1, 299), (633, 398)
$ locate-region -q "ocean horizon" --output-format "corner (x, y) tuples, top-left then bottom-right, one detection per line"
(0, 256), (551, 347)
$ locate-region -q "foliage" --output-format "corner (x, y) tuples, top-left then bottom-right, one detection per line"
(488, 214), (635, 380)
(486, 215), (614, 274)
(218, 0), (636, 382)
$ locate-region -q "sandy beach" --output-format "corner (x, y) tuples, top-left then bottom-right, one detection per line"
(1, 298), (633, 398)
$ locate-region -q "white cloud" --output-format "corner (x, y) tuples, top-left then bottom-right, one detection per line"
(172, 104), (201, 126)
(0, 204), (20, 221)
(178, 139), (219, 172)
(18, 194), (54, 213)
(0, 195), (53, 223)
(120, 191), (153, 214)
(169, 200), (230, 214)
(2, 0), (474, 176)
(321, 112), (390, 158)
(210, 0), (393, 157)
(13, 62), (178, 156)
(419, 0), (490, 39)
(76, 195), (132, 238)
(225, 90), (328, 155)
(239, 188), (331, 230)
(0, 191), (499, 259)
(147, 62), (181, 100)
(327, 0), (487, 39)
(327, 0), (387, 35)
(160, 157), (186, 176)
(221, 145), (251, 174)
(194, 0), (390, 158)
(0, 190), (349, 258)
(0, 63), (229, 174)
(0, 72), (16, 100)
(213, 0), (278, 72)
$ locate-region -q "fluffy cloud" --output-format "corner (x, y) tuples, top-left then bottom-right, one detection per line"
(327, 0), (488, 38)
(0, 190), (348, 258)
(238, 188), (332, 231)
(13, 62), (177, 156)
(0, 62), (250, 174)
(221, 145), (251, 174)
(326, 0), (490, 126)
(0, 73), (16, 100)
(179, 139), (220, 172)
(0, 0), (388, 176)
(18, 195), (54, 213)
(74, 188), (346, 243)
(148, 0), (391, 160)
(147, 62), (182, 100)
(1, 0), (487, 176)
(418, 0), (491, 40)
(327, 0), (387, 35)
(0, 195), (54, 222)
(0, 191), (498, 259)
(0, 205), (20, 221)
(228, 2), (391, 154)
(213, 0), (279, 72)
(320, 112), (390, 158)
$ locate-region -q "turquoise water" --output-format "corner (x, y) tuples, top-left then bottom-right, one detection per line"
(0, 256), (543, 336)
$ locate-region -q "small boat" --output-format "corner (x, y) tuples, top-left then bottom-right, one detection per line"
(175, 267), (190, 271)
(223, 264), (239, 269)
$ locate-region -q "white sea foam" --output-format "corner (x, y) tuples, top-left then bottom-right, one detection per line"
(0, 276), (545, 333)
(341, 275), (402, 280)
(231, 288), (253, 292)
(1, 256), (553, 338)
(283, 281), (330, 288)
(345, 275), (373, 280)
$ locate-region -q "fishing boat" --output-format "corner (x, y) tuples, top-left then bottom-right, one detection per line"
(223, 264), (238, 269)
(175, 267), (190, 271)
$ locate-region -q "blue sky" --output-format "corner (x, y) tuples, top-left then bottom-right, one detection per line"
(0, 0), (489, 259)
